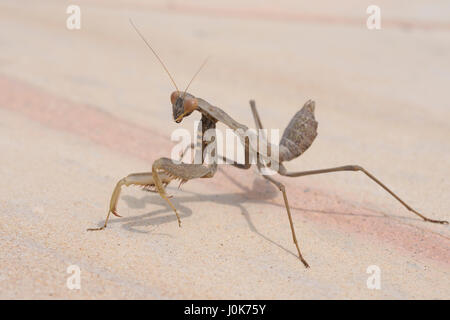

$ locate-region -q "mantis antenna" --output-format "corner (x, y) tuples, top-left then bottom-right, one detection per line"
(182, 56), (210, 99)
(129, 18), (179, 92)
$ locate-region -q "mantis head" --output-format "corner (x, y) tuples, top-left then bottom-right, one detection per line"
(171, 91), (198, 123)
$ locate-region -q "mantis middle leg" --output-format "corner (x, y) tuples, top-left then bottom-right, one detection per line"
(249, 100), (310, 267)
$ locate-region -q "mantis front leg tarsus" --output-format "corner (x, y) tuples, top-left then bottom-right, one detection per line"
(87, 146), (195, 231)
(87, 143), (190, 232)
(87, 172), (173, 231)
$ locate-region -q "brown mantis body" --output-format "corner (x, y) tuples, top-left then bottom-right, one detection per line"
(88, 20), (448, 268)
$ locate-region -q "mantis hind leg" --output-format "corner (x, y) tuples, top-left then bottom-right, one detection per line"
(278, 164), (448, 224)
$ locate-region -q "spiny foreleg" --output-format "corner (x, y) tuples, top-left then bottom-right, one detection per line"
(152, 157), (216, 227)
(87, 172), (174, 231)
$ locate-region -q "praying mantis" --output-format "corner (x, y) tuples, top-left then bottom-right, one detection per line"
(88, 19), (448, 268)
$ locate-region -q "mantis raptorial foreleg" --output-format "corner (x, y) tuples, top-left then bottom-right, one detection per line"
(87, 172), (174, 231)
(151, 157), (216, 227)
(87, 146), (193, 231)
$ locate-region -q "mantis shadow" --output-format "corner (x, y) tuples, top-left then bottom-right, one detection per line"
(103, 167), (409, 258)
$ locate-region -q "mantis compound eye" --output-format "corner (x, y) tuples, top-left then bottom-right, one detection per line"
(174, 97), (198, 122)
(183, 97), (198, 114)
(170, 91), (180, 105)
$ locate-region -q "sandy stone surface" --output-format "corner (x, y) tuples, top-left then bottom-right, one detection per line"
(0, 0), (449, 299)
